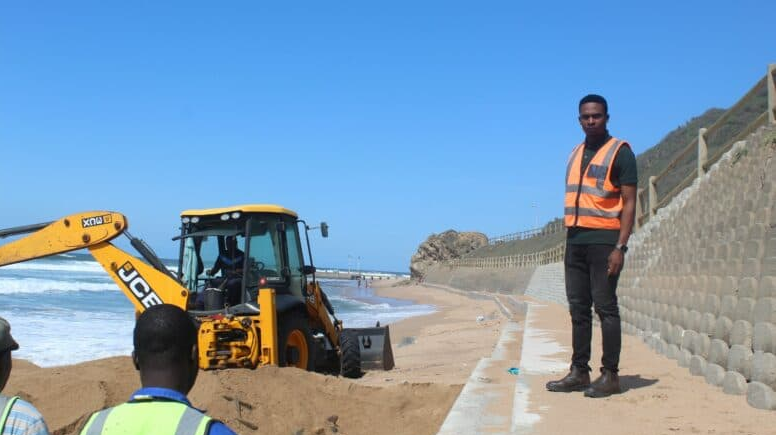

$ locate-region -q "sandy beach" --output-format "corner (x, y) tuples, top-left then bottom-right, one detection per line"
(3, 279), (506, 435)
(4, 279), (775, 435)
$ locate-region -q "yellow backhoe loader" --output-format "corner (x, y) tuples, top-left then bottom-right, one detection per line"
(0, 205), (393, 378)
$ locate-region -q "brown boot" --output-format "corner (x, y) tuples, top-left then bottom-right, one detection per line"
(584, 369), (621, 398)
(546, 366), (591, 392)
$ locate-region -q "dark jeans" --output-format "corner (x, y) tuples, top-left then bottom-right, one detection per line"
(564, 243), (622, 372)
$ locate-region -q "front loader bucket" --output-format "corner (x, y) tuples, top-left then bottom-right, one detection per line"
(347, 325), (395, 370)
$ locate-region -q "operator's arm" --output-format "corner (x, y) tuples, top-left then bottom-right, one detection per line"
(209, 258), (222, 276)
(235, 250), (245, 273)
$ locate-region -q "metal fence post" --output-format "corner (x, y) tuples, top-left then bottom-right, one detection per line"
(635, 188), (644, 229)
(698, 127), (708, 178)
(769, 63), (776, 124)
(648, 176), (657, 218)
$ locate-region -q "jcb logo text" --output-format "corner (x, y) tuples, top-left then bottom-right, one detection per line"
(117, 262), (163, 308)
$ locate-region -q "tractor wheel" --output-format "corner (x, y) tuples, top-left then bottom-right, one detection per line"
(339, 330), (362, 378)
(278, 313), (315, 370)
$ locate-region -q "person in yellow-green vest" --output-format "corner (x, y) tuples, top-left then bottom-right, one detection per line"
(79, 305), (237, 435)
(0, 317), (50, 435)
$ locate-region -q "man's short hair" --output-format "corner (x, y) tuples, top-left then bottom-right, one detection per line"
(579, 94), (608, 114)
(134, 304), (197, 368)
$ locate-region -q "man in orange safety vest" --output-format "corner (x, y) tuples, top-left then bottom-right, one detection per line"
(546, 94), (637, 398)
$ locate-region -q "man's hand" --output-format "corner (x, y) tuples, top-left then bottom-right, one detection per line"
(607, 249), (624, 276)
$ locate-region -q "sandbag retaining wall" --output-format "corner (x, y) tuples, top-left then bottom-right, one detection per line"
(619, 126), (776, 409)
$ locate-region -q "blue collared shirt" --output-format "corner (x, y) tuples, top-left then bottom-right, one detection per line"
(0, 395), (49, 435)
(129, 388), (237, 435)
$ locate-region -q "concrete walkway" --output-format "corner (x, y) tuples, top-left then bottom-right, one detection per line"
(437, 294), (775, 435)
(436, 296), (568, 435)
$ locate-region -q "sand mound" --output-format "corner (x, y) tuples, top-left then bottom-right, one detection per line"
(5, 357), (460, 435)
(7, 357), (138, 435)
(4, 281), (505, 435)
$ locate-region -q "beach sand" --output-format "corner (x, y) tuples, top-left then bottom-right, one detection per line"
(4, 279), (775, 435)
(519, 298), (776, 435)
(3, 279), (505, 435)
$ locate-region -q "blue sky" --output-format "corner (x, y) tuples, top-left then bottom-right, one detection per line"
(0, 1), (774, 272)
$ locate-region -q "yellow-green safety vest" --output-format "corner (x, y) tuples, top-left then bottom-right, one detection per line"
(0, 396), (19, 430)
(79, 400), (212, 435)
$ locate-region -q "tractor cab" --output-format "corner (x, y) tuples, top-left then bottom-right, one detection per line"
(177, 204), (326, 311)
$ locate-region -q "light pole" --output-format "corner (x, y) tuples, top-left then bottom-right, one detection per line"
(347, 255), (352, 275)
(357, 256), (361, 277)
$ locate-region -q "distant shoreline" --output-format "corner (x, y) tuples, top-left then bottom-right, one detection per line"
(315, 270), (409, 280)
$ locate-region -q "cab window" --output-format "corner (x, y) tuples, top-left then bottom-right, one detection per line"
(245, 221), (284, 291)
(285, 222), (306, 297)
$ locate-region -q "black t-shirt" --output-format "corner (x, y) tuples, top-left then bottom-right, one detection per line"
(567, 134), (638, 245)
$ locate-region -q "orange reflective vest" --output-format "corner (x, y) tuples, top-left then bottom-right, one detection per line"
(564, 137), (629, 229)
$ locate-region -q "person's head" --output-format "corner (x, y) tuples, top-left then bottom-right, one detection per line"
(0, 317), (20, 392)
(578, 94), (609, 138)
(132, 304), (199, 394)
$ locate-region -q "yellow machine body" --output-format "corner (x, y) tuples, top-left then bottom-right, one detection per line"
(0, 207), (394, 376)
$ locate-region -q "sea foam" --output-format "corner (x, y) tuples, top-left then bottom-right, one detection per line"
(0, 277), (117, 294)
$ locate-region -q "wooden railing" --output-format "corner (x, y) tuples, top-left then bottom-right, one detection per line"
(445, 243), (565, 268)
(488, 221), (564, 245)
(637, 63), (776, 227)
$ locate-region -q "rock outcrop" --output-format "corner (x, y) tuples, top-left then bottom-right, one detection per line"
(410, 230), (488, 278)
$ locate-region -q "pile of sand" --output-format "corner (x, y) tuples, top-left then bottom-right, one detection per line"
(7, 357), (460, 435)
(5, 281), (502, 435)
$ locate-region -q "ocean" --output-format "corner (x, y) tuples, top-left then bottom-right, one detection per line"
(0, 254), (434, 367)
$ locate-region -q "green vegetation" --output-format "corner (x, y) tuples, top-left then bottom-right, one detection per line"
(636, 108), (725, 195)
(640, 77), (768, 211)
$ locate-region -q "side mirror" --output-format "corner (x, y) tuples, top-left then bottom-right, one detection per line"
(320, 222), (329, 238)
(302, 265), (316, 275)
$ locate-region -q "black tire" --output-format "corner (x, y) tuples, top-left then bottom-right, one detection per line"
(339, 330), (362, 378)
(277, 313), (315, 371)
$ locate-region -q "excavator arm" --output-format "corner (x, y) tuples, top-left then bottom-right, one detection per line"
(0, 209), (392, 374)
(0, 211), (189, 312)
